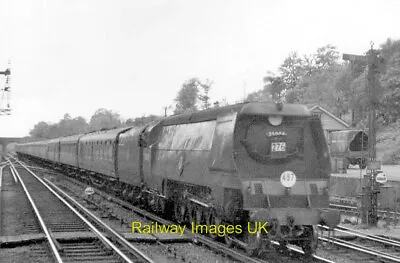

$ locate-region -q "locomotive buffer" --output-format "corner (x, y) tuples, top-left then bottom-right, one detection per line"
(343, 44), (383, 226)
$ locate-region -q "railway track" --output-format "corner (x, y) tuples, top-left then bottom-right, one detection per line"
(322, 201), (400, 262)
(330, 203), (400, 222)
(317, 224), (400, 262)
(3, 157), (154, 263)
(9, 155), (334, 263)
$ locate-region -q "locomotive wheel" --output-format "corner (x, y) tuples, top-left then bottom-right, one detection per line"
(157, 197), (166, 215)
(195, 206), (204, 225)
(187, 202), (196, 225)
(174, 200), (186, 223)
(147, 194), (156, 211)
(206, 209), (220, 240)
(301, 226), (318, 257)
(121, 187), (129, 201)
(224, 233), (234, 248)
(127, 188), (141, 204)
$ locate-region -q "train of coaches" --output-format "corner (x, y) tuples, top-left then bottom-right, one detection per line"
(16, 102), (340, 256)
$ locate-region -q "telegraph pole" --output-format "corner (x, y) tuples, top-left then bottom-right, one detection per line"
(343, 43), (382, 226)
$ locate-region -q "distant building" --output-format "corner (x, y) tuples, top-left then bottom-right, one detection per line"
(306, 105), (350, 144)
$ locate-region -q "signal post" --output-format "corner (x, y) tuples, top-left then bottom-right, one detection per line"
(0, 67), (11, 114)
(343, 44), (383, 226)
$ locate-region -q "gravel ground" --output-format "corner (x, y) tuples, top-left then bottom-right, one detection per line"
(1, 166), (40, 236)
(0, 243), (53, 263)
(134, 242), (242, 263)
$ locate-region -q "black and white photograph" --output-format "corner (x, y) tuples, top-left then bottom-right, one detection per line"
(1, 0), (400, 262)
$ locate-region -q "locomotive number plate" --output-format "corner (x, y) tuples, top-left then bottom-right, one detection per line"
(271, 142), (286, 152)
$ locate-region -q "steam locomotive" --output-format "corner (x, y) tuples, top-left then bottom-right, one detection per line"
(16, 102), (340, 256)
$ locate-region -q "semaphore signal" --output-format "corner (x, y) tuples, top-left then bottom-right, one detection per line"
(0, 62), (11, 115)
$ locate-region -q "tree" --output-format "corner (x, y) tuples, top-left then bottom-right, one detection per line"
(379, 52), (400, 124)
(127, 115), (161, 127)
(279, 52), (304, 91)
(125, 118), (135, 126)
(56, 113), (88, 136)
(212, 98), (230, 108)
(296, 63), (343, 113)
(245, 88), (272, 102)
(69, 116), (88, 134)
(173, 78), (200, 114)
(263, 74), (287, 102)
(335, 65), (358, 122)
(314, 45), (340, 70)
(293, 45), (344, 113)
(58, 113), (72, 136)
(30, 121), (51, 139)
(88, 108), (122, 131)
(198, 79), (213, 110)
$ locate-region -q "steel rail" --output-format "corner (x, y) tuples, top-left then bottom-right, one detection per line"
(11, 158), (153, 263)
(319, 235), (400, 262)
(269, 240), (335, 263)
(329, 203), (357, 210)
(330, 202), (400, 219)
(0, 165), (5, 236)
(335, 225), (400, 247)
(0, 165), (5, 190)
(7, 160), (63, 263)
(7, 160), (18, 183)
(318, 224), (400, 247)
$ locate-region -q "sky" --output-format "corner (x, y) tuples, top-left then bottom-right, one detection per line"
(0, 0), (399, 137)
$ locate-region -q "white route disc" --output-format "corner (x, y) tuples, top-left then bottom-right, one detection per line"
(280, 171), (296, 188)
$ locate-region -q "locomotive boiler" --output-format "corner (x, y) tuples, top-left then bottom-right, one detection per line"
(16, 102), (340, 257)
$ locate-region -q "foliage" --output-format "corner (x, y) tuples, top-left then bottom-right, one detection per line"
(125, 115), (161, 127)
(29, 113), (89, 139)
(379, 52), (400, 124)
(245, 87), (272, 102)
(263, 73), (287, 102)
(246, 40), (400, 129)
(198, 79), (213, 110)
(212, 98), (230, 108)
(279, 52), (304, 91)
(173, 78), (200, 114)
(30, 121), (52, 139)
(173, 77), (216, 114)
(88, 108), (122, 131)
